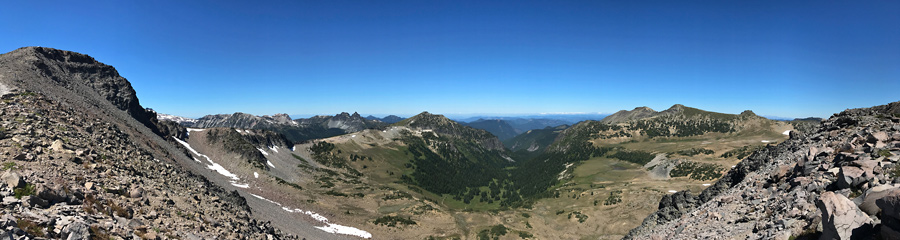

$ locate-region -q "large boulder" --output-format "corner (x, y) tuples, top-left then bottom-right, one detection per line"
(857, 184), (900, 215)
(877, 190), (900, 240)
(817, 191), (873, 240)
(0, 171), (23, 189)
(838, 167), (867, 189)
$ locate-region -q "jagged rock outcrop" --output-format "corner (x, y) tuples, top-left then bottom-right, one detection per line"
(624, 101), (900, 239)
(0, 47), (173, 137)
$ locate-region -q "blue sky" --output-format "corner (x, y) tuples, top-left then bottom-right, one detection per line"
(2, 1), (898, 118)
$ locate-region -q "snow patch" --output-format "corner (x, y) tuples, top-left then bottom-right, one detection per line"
(668, 190), (678, 193)
(267, 160), (275, 168)
(174, 138), (247, 188)
(702, 184), (711, 186)
(254, 172), (259, 178)
(761, 140), (770, 143)
(269, 146), (279, 153)
(291, 146), (296, 152)
(782, 130), (791, 135)
(249, 193), (372, 238)
(257, 148), (269, 156)
(231, 183), (249, 188)
(186, 128), (205, 132)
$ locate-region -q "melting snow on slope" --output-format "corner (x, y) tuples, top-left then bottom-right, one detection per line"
(702, 184), (711, 186)
(668, 190), (678, 193)
(270, 146), (279, 153)
(257, 148), (269, 156)
(185, 128), (204, 136)
(174, 138), (247, 188)
(783, 130), (791, 136)
(267, 160), (275, 168)
(249, 193), (372, 238)
(761, 140), (770, 143)
(254, 172), (259, 178)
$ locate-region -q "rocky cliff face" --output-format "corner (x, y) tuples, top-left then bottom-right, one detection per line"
(0, 47), (294, 239)
(625, 101), (900, 239)
(0, 47), (165, 135)
(0, 90), (292, 239)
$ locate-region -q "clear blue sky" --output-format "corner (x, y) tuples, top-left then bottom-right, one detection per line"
(2, 1), (898, 118)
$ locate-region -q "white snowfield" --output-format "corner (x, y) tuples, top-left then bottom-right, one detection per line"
(269, 146), (279, 153)
(249, 194), (372, 238)
(783, 130), (791, 135)
(173, 136), (248, 189)
(668, 190), (678, 193)
(761, 140), (770, 143)
(257, 148), (269, 156)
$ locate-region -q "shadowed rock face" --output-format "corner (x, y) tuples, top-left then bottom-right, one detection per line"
(0, 47), (160, 133)
(624, 101), (900, 239)
(0, 47), (295, 239)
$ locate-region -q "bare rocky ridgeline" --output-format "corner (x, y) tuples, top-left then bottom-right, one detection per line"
(625, 102), (900, 239)
(0, 92), (292, 239)
(0, 47), (295, 239)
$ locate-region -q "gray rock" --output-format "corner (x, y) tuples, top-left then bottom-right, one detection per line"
(858, 184), (900, 215)
(1, 197), (19, 206)
(838, 166), (866, 189)
(0, 171), (23, 189)
(817, 191), (873, 240)
(62, 221), (89, 240)
(128, 187), (143, 198)
(22, 195), (49, 208)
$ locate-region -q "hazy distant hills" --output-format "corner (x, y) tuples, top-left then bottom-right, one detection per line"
(365, 114), (405, 124)
(462, 119), (519, 140)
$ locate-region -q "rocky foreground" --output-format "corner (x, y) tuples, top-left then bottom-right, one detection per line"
(0, 91), (294, 239)
(625, 102), (900, 239)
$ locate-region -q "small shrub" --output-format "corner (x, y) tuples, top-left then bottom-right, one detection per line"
(604, 190), (623, 205)
(1, 162), (17, 171)
(373, 215), (416, 227)
(14, 183), (35, 199)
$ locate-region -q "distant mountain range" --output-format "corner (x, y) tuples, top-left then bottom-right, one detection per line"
(364, 114), (405, 124)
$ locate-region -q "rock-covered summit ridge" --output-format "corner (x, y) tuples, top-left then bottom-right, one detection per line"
(625, 101), (900, 239)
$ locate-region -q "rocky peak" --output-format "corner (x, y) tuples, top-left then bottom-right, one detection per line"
(599, 106), (659, 124)
(740, 110), (757, 117)
(625, 100), (900, 239)
(0, 47), (158, 134)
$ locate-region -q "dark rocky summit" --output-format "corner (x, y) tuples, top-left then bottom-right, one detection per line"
(0, 47), (294, 239)
(625, 101), (900, 239)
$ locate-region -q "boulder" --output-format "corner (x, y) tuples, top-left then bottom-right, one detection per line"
(22, 195), (49, 208)
(128, 187), (143, 198)
(62, 221), (89, 240)
(878, 190), (900, 240)
(0, 171), (23, 189)
(838, 166), (867, 189)
(36, 184), (66, 204)
(858, 185), (900, 215)
(817, 191), (873, 240)
(868, 132), (889, 143)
